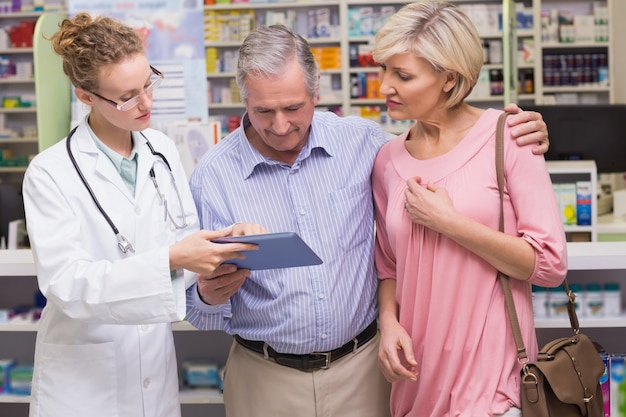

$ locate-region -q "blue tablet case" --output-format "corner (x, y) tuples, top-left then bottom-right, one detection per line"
(212, 232), (323, 270)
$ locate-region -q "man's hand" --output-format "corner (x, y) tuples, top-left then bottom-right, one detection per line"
(196, 265), (250, 306)
(504, 103), (549, 155)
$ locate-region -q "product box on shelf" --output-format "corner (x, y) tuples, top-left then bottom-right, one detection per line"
(0, 359), (15, 394)
(8, 364), (32, 396)
(610, 354), (626, 417)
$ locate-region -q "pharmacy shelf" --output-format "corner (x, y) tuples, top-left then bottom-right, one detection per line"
(566, 241), (626, 270)
(0, 321), (198, 333)
(0, 107), (36, 113)
(0, 394), (30, 404)
(0, 390), (223, 405)
(535, 314), (626, 328)
(0, 136), (36, 144)
(179, 388), (223, 405)
(0, 167), (27, 173)
(0, 249), (35, 276)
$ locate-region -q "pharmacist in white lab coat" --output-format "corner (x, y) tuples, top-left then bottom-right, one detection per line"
(22, 13), (260, 417)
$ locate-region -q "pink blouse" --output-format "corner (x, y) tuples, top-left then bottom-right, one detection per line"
(372, 109), (567, 417)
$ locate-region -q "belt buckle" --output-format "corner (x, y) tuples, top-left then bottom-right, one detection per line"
(311, 352), (331, 369)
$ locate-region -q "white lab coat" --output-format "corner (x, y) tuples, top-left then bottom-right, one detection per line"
(22, 118), (199, 417)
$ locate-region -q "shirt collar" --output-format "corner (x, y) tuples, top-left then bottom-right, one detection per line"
(86, 116), (139, 171)
(237, 112), (333, 179)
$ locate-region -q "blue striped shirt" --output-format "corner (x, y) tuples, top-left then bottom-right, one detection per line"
(186, 111), (390, 354)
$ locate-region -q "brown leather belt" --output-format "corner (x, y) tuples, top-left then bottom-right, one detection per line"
(234, 320), (377, 371)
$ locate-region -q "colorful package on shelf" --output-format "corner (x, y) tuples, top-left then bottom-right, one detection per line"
(601, 353), (610, 417)
(8, 364), (33, 395)
(182, 361), (221, 388)
(610, 354), (626, 417)
(0, 359), (16, 394)
(8, 21), (35, 48)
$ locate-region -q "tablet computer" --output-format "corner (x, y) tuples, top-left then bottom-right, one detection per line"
(212, 232), (323, 270)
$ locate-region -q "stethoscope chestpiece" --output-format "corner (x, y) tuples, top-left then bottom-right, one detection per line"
(116, 233), (135, 254)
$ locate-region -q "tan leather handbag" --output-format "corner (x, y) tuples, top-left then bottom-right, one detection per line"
(494, 112), (605, 417)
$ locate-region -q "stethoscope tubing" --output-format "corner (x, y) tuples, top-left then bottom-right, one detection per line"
(66, 127), (172, 253)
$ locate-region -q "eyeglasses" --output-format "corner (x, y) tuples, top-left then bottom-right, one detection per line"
(89, 66), (164, 111)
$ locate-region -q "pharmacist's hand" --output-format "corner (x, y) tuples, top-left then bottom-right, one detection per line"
(231, 222), (269, 236)
(196, 265), (250, 306)
(378, 320), (418, 383)
(169, 227), (258, 276)
(503, 103), (549, 155)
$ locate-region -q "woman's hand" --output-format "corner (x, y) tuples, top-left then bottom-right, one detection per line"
(404, 177), (455, 233)
(169, 226), (258, 276)
(378, 319), (418, 383)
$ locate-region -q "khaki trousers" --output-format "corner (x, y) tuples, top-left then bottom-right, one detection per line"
(223, 332), (391, 417)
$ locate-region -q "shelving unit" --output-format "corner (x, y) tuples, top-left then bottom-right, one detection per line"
(0, 250), (227, 417)
(546, 160), (597, 242)
(533, 0), (614, 104)
(203, 0), (617, 137)
(0, 12), (41, 185)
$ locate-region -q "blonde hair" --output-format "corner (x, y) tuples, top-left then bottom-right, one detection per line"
(372, 1), (483, 109)
(49, 12), (144, 92)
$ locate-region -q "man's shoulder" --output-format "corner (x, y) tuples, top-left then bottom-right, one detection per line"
(196, 130), (242, 165)
(314, 111), (384, 132)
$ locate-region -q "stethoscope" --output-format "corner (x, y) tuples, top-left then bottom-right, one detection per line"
(66, 126), (188, 254)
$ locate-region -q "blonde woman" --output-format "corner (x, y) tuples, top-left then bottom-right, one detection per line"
(371, 3), (567, 416)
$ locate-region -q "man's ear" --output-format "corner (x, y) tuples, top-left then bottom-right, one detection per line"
(74, 87), (94, 107)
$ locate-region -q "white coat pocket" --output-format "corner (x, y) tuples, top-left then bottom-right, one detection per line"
(33, 341), (118, 417)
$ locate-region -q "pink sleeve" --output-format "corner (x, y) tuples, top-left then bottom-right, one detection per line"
(372, 142), (397, 281)
(502, 122), (568, 287)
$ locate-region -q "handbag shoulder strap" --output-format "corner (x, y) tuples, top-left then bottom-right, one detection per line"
(496, 112), (580, 364)
(495, 112), (528, 362)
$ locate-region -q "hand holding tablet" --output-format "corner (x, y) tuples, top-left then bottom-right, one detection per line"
(212, 232), (323, 270)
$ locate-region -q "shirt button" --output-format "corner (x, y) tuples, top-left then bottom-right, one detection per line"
(299, 209), (306, 215)
(141, 325), (149, 331)
(143, 378), (150, 388)
(321, 334), (327, 340)
(135, 206), (141, 215)
(318, 293), (325, 299)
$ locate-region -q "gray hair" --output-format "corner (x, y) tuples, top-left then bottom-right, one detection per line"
(236, 25), (319, 102)
(372, 1), (483, 109)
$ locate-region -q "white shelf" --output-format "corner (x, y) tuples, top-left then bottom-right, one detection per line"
(0, 47), (32, 54)
(204, 1), (338, 10)
(0, 390), (223, 405)
(0, 12), (43, 18)
(0, 107), (36, 113)
(0, 136), (37, 144)
(566, 241), (626, 270)
(0, 167), (27, 173)
(0, 322), (38, 332)
(535, 314), (626, 328)
(597, 213), (626, 235)
(0, 250), (35, 276)
(0, 320), (199, 333)
(0, 78), (34, 84)
(542, 41), (609, 49)
(179, 388), (223, 405)
(0, 394), (30, 404)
